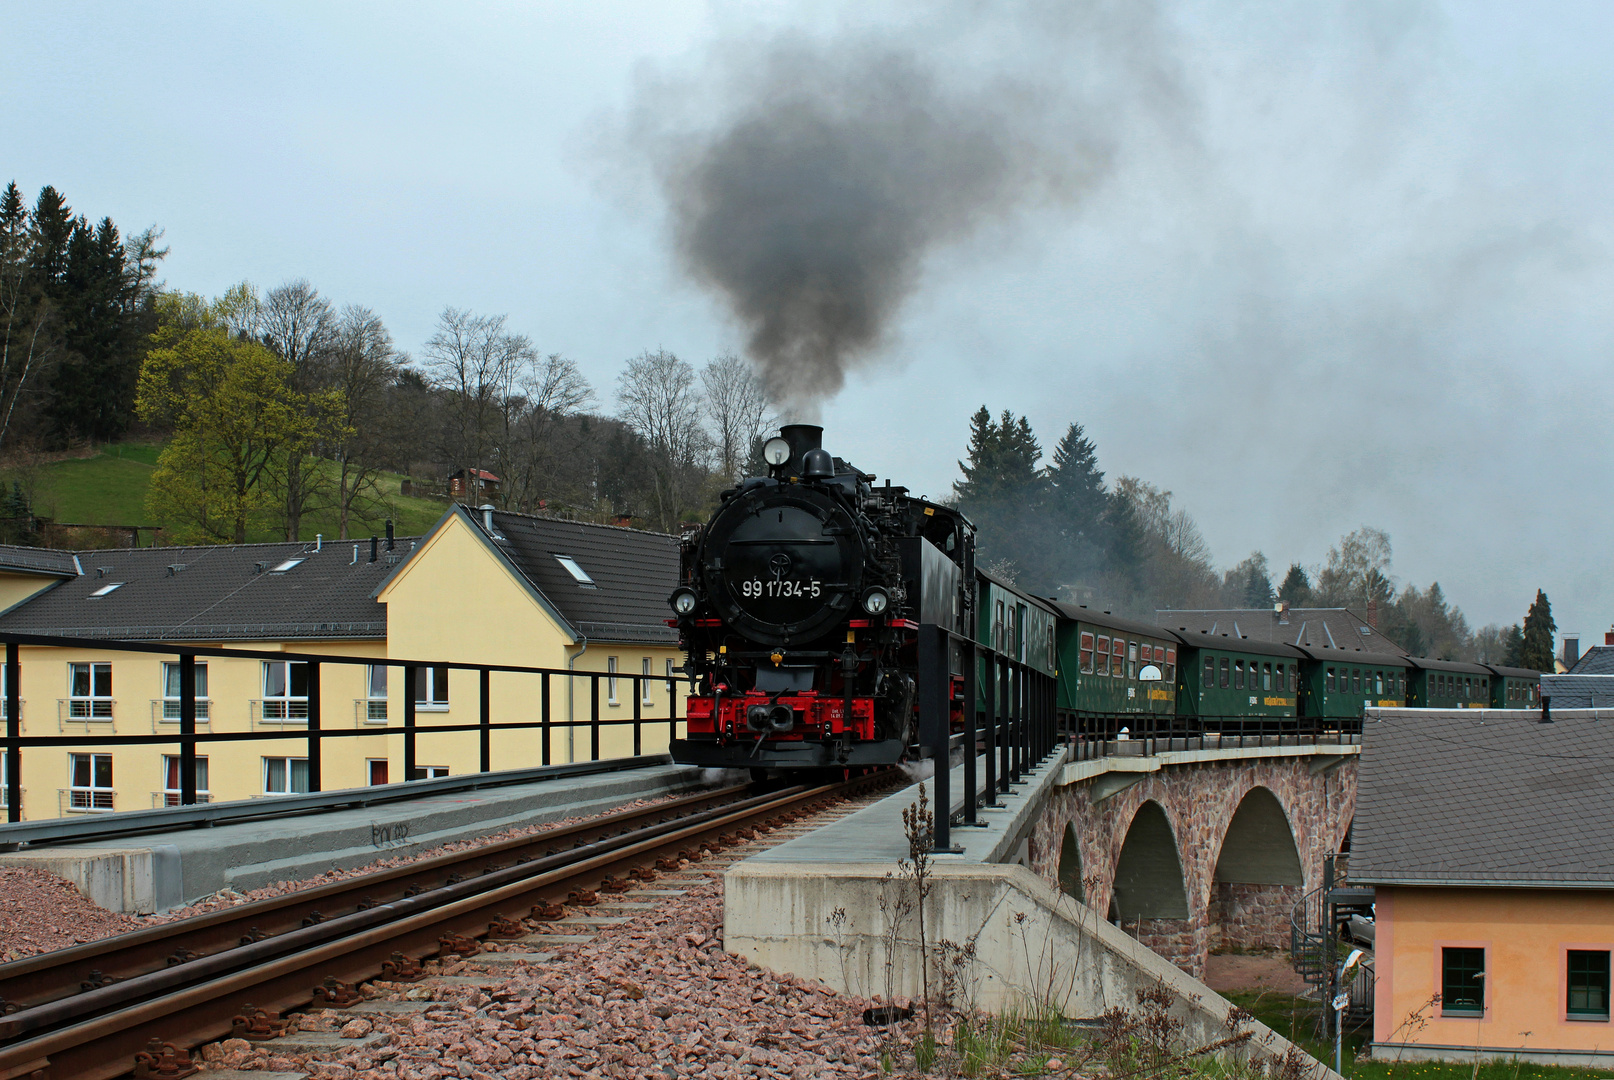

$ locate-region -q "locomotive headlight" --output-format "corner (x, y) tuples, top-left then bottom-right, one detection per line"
(670, 588), (698, 615)
(762, 437), (792, 467)
(861, 588), (889, 615)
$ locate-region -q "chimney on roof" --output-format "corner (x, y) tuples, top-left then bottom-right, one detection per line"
(1563, 635), (1581, 668)
(480, 504), (496, 533)
(1606, 625), (1614, 647)
(369, 536), (378, 563)
(1366, 597), (1379, 629)
(1275, 599), (1289, 624)
(385, 520), (395, 551)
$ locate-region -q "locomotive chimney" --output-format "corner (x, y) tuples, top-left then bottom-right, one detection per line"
(779, 424), (824, 472)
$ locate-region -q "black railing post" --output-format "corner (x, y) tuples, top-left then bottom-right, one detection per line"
(918, 624), (951, 851)
(479, 668), (491, 774)
(540, 673), (552, 766)
(962, 639), (977, 825)
(5, 641), (18, 821)
(999, 657), (1012, 792)
(179, 652), (198, 806)
(667, 667), (678, 748)
(633, 676), (642, 757)
(983, 647), (998, 807)
(305, 661), (321, 793)
(590, 677), (601, 762)
(403, 665), (417, 780)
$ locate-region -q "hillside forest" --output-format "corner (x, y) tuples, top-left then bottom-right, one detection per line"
(0, 182), (1554, 666)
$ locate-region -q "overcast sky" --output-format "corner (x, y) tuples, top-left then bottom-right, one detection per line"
(4, 2), (1610, 642)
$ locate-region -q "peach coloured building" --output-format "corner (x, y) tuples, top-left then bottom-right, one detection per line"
(1353, 710), (1614, 1066)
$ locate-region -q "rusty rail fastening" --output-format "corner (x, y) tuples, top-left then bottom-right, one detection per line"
(0, 770), (892, 1080)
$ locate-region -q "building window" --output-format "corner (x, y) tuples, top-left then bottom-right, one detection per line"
(262, 661), (309, 721)
(607, 657), (619, 705)
(367, 758), (390, 786)
(413, 665), (449, 709)
(642, 658), (655, 705)
(69, 752), (114, 810)
(68, 662), (113, 719)
(665, 657), (677, 687)
(1080, 633), (1095, 674)
(264, 756), (310, 795)
(1569, 951), (1610, 1019)
(160, 662), (210, 721)
(1096, 637), (1110, 677)
(409, 765), (449, 780)
(161, 755), (209, 806)
(366, 665), (389, 721)
(1441, 947), (1485, 1016)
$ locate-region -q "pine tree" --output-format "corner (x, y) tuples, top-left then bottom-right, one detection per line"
(1045, 421), (1110, 590)
(952, 407), (1049, 588)
(1502, 623), (1525, 668)
(1277, 563), (1312, 606)
(1520, 590), (1556, 672)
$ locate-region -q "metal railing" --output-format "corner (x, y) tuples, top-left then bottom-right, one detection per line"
(1063, 711), (1364, 761)
(918, 623), (1060, 852)
(0, 632), (692, 823)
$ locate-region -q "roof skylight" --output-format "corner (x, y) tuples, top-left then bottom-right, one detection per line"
(553, 555), (597, 588)
(89, 582), (124, 597)
(270, 558), (305, 573)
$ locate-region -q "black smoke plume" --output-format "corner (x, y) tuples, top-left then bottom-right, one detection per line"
(628, 9), (1174, 408)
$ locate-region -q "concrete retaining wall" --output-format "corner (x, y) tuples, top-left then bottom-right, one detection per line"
(726, 860), (1339, 1078)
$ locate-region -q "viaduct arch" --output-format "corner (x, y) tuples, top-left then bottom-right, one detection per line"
(1029, 755), (1354, 978)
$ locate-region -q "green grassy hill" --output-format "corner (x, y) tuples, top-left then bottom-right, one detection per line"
(18, 442), (452, 546)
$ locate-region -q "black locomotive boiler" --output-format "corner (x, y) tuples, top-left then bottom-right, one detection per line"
(667, 425), (973, 771)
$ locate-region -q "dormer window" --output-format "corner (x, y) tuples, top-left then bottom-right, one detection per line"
(553, 555), (597, 588)
(270, 558), (305, 574)
(89, 583), (124, 597)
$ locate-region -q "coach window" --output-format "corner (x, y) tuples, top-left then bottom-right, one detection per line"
(1017, 605), (1029, 662)
(1374, 671), (1383, 695)
(994, 600), (1004, 651)
(1112, 640), (1125, 679)
(1233, 660), (1244, 690)
(1326, 668), (1336, 692)
(1079, 633), (1095, 674)
(1259, 663), (1270, 691)
(1203, 655), (1215, 685)
(1219, 657), (1230, 689)
(1128, 642), (1138, 680)
(1165, 648), (1177, 683)
(1006, 608), (1017, 661)
(1047, 626), (1056, 670)
(1096, 636), (1110, 676)
(1289, 664), (1299, 692)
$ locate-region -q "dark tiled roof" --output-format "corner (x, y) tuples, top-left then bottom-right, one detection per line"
(1352, 710), (1614, 887)
(1569, 647), (1614, 675)
(0, 545), (80, 578)
(1046, 600), (1182, 643)
(0, 539), (411, 641)
(1540, 675), (1614, 709)
(1159, 607), (1407, 655)
(464, 507), (678, 646)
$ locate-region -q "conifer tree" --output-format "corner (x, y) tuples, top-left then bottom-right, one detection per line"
(1520, 590), (1556, 672)
(1277, 563), (1312, 606)
(1502, 623), (1525, 668)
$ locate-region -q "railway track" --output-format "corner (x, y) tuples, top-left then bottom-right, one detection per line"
(0, 771), (893, 1080)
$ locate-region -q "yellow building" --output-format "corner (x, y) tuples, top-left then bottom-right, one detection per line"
(0, 505), (683, 819)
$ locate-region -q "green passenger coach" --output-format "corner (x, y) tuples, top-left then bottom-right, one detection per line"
(1486, 665), (1542, 708)
(1048, 602), (1181, 727)
(1175, 634), (1305, 722)
(1296, 645), (1410, 720)
(1406, 657), (1493, 709)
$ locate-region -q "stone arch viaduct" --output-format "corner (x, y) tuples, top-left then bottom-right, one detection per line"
(1023, 747), (1357, 978)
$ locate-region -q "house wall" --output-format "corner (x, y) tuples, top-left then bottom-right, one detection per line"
(0, 570), (66, 615)
(376, 512), (686, 770)
(1374, 886), (1614, 1060)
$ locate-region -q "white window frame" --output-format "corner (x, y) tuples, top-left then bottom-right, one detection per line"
(263, 756), (310, 795)
(641, 658), (654, 705)
(160, 661), (211, 721)
(413, 665), (449, 711)
(161, 754), (210, 806)
(68, 662), (113, 719)
(261, 661), (309, 722)
(411, 765), (449, 780)
(69, 752), (114, 811)
(607, 656), (619, 706)
(365, 665), (388, 722)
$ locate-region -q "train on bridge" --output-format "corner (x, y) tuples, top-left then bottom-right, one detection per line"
(666, 425), (1542, 772)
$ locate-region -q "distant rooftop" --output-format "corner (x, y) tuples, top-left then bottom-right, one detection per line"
(1157, 606), (1407, 655)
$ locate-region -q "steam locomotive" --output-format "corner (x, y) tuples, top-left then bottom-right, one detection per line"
(666, 425), (973, 772)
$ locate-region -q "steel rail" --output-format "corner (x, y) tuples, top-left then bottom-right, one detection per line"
(0, 780), (772, 1016)
(0, 773), (885, 1080)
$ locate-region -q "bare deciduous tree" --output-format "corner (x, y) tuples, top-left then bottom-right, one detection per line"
(258, 280), (338, 539)
(617, 348), (709, 532)
(421, 307), (535, 505)
(700, 352), (773, 484)
(328, 305), (402, 539)
(499, 353), (595, 513)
